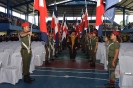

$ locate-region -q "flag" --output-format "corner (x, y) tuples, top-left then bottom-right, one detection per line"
(62, 13), (68, 41)
(96, 0), (104, 36)
(34, 0), (48, 32)
(83, 6), (88, 31)
(81, 6), (88, 35)
(104, 0), (121, 23)
(34, 0), (48, 44)
(80, 10), (84, 32)
(51, 4), (59, 46)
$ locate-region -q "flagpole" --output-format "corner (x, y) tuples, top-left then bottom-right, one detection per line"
(103, 15), (106, 37)
(31, 8), (35, 33)
(85, 0), (87, 34)
(30, 7), (35, 44)
(85, 0), (87, 7)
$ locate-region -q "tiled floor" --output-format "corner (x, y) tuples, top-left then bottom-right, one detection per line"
(0, 50), (119, 88)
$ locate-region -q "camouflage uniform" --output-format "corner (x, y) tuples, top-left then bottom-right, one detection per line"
(20, 34), (31, 75)
(87, 37), (92, 60)
(59, 39), (62, 52)
(91, 36), (98, 63)
(20, 33), (34, 83)
(108, 41), (120, 84)
(48, 36), (54, 59)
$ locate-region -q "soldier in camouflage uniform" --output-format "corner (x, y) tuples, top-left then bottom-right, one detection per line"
(104, 30), (121, 88)
(54, 43), (58, 57)
(90, 30), (98, 67)
(81, 34), (86, 53)
(20, 22), (35, 84)
(86, 32), (93, 62)
(44, 33), (51, 65)
(48, 33), (54, 61)
(85, 33), (89, 58)
(58, 32), (62, 52)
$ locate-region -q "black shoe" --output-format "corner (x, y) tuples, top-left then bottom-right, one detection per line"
(30, 77), (35, 81)
(50, 58), (54, 61)
(45, 61), (50, 65)
(58, 53), (61, 54)
(28, 74), (35, 81)
(24, 75), (32, 84)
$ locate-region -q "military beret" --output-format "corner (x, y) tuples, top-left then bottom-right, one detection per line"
(22, 22), (29, 27)
(112, 30), (120, 36)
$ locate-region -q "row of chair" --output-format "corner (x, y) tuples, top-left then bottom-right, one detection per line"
(0, 41), (55, 85)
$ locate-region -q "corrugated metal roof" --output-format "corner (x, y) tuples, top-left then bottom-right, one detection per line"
(0, 0), (132, 17)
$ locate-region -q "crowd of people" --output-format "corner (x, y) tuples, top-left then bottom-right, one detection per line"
(0, 33), (41, 42)
(127, 22), (133, 29)
(0, 12), (39, 29)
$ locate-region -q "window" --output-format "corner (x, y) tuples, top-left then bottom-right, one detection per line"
(12, 11), (20, 17)
(20, 14), (25, 20)
(0, 6), (5, 13)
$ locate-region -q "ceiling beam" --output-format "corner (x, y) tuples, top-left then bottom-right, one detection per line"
(118, 0), (127, 7)
(11, 0), (34, 8)
(0, 0), (24, 14)
(117, 8), (130, 15)
(124, 0), (133, 7)
(48, 0), (73, 6)
(48, 4), (96, 8)
(115, 6), (133, 11)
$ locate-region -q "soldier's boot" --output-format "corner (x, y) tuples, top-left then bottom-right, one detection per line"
(24, 75), (32, 84)
(28, 74), (35, 81)
(45, 61), (50, 65)
(50, 58), (54, 61)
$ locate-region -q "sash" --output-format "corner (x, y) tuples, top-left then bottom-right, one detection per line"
(106, 41), (118, 65)
(22, 35), (31, 53)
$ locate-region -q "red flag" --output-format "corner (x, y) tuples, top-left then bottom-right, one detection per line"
(34, 0), (48, 32)
(83, 7), (88, 30)
(96, 0), (104, 26)
(80, 12), (84, 32)
(51, 17), (56, 29)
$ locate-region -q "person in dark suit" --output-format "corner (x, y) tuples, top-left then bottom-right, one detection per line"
(67, 30), (79, 61)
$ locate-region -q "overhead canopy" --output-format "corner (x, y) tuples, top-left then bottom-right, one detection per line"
(0, 0), (133, 17)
